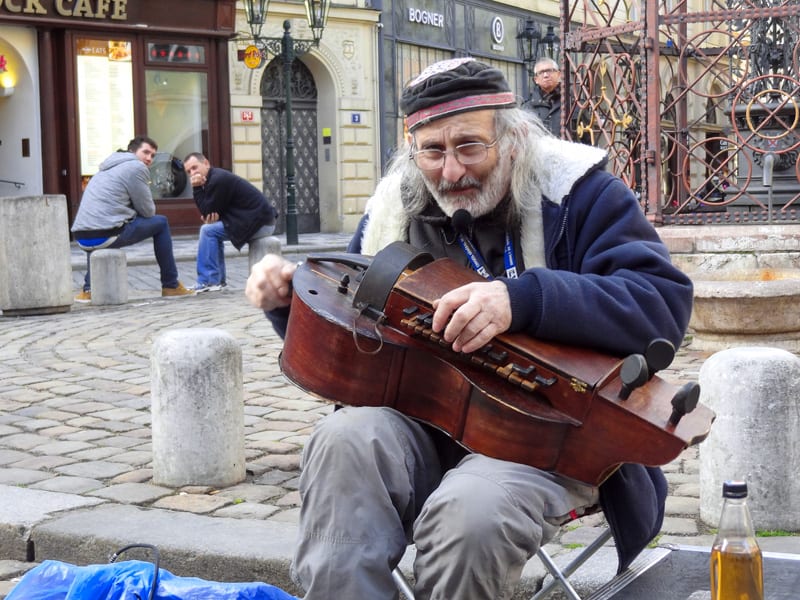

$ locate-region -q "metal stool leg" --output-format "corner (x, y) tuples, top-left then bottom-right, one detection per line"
(532, 528), (613, 599)
(392, 566), (415, 599)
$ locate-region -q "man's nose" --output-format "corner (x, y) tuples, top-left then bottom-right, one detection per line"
(440, 151), (467, 182)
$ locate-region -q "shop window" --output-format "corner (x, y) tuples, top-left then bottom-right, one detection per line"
(145, 69), (208, 198)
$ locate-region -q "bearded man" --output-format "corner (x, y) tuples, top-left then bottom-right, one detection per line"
(246, 58), (693, 599)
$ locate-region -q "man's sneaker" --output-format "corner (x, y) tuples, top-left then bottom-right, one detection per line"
(162, 282), (195, 298)
(74, 290), (91, 303)
(193, 282), (223, 293)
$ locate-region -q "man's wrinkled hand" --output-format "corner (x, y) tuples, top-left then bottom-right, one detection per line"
(245, 254), (299, 312)
(431, 280), (512, 354)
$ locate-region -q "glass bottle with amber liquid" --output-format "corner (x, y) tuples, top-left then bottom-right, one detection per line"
(710, 480), (764, 600)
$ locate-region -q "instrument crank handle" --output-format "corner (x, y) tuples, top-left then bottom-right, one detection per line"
(668, 382), (701, 427)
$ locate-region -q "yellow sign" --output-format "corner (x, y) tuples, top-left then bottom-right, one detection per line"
(243, 45), (262, 70)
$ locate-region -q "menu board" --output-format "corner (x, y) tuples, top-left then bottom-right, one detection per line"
(76, 39), (135, 175)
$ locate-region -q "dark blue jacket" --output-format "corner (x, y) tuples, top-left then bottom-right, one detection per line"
(268, 167), (691, 572)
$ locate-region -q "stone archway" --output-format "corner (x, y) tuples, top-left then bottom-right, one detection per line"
(260, 57), (320, 234)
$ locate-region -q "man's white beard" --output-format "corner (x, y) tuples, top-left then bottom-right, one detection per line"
(425, 155), (513, 218)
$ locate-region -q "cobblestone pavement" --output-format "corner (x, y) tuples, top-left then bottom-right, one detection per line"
(0, 234), (797, 598)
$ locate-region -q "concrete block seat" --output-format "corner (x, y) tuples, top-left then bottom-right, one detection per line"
(247, 228), (281, 272)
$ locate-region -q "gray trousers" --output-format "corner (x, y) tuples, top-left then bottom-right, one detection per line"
(292, 407), (598, 599)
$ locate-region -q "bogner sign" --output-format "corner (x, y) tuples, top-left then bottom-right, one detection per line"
(0, 0), (129, 19)
(408, 6), (444, 28)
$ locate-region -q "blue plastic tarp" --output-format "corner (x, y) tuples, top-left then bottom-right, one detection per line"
(6, 560), (299, 600)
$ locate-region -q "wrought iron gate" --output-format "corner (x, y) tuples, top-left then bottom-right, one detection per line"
(261, 57), (320, 234)
(559, 0), (800, 224)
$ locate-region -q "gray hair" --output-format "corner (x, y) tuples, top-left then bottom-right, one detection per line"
(387, 107), (552, 224)
(534, 57), (559, 71)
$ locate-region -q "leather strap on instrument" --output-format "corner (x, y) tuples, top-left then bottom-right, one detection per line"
(352, 241), (434, 321)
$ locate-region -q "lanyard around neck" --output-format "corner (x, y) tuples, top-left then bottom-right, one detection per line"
(457, 232), (518, 280)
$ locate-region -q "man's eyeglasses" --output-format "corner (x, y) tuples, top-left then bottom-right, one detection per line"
(411, 137), (502, 171)
(534, 68), (558, 77)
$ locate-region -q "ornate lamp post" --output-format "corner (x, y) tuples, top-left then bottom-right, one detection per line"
(540, 24), (561, 63)
(517, 18), (541, 80)
(243, 0), (331, 245)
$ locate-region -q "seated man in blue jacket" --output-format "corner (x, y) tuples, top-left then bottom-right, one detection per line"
(184, 153), (277, 292)
(245, 58), (694, 599)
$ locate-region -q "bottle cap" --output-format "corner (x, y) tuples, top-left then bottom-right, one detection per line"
(723, 480), (748, 498)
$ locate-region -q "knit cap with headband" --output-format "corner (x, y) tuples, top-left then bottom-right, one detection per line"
(400, 57), (517, 133)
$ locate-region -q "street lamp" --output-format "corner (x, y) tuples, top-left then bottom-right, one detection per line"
(517, 18), (541, 78)
(541, 24), (561, 63)
(517, 19), (561, 104)
(243, 0), (331, 245)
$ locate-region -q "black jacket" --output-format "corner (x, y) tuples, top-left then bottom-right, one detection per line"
(192, 167), (277, 250)
(522, 86), (561, 137)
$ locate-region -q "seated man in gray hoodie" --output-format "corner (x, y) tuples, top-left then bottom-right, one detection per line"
(71, 135), (193, 302)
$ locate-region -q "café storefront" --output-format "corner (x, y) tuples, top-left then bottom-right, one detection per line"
(0, 0), (236, 234)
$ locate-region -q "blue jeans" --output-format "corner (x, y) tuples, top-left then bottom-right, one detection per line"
(196, 222), (274, 286)
(82, 215), (179, 291)
(196, 221), (229, 286)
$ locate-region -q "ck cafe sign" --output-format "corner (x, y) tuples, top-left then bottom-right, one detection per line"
(0, 0), (129, 19)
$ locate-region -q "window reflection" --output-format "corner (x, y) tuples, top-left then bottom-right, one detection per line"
(145, 69), (208, 198)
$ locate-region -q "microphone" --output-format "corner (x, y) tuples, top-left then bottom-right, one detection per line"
(451, 209), (473, 237)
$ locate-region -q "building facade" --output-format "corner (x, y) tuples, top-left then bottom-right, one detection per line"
(0, 0), (236, 234)
(1, 0), (543, 237)
(229, 0), (540, 235)
(229, 1), (382, 234)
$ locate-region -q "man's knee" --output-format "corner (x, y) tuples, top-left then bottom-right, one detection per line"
(152, 214), (170, 232)
(303, 407), (420, 473)
(309, 407), (398, 450)
(418, 471), (511, 545)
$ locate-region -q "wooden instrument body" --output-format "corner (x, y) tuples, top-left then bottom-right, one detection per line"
(281, 254), (714, 486)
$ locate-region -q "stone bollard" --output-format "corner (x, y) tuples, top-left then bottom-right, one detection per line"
(248, 235), (281, 273)
(0, 195), (72, 316)
(151, 328), (245, 487)
(699, 346), (800, 530)
(90, 249), (128, 305)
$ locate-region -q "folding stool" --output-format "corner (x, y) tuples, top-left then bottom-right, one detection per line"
(392, 513), (612, 600)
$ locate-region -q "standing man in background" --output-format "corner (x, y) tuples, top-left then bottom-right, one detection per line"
(522, 57), (562, 137)
(184, 152), (278, 293)
(71, 135), (194, 302)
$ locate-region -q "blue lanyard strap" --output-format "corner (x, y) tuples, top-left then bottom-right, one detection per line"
(457, 232), (518, 280)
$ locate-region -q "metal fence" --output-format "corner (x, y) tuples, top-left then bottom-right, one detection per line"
(559, 0), (800, 225)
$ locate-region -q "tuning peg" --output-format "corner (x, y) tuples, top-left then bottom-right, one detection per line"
(668, 382), (701, 426)
(618, 353), (649, 400)
(645, 338), (675, 378)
